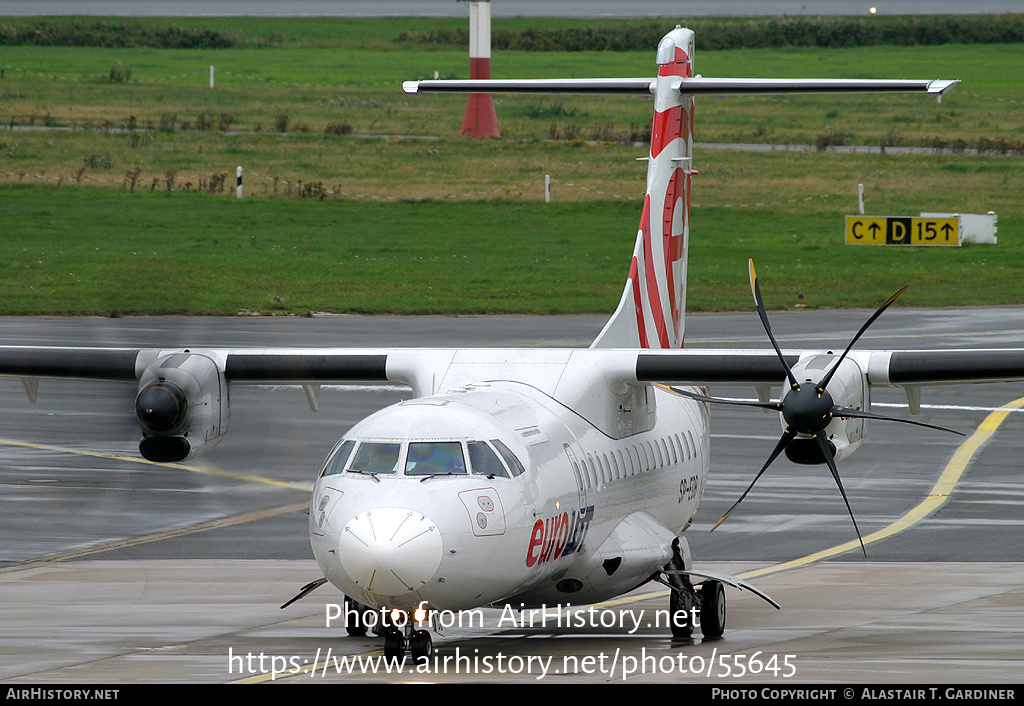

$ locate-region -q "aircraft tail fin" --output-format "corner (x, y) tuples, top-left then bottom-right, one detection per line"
(403, 29), (957, 351)
(591, 27), (695, 350)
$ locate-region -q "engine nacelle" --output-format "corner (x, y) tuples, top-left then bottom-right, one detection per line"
(783, 353), (868, 465)
(134, 352), (228, 462)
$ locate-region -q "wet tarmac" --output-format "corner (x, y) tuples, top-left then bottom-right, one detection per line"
(1, 310), (1023, 683)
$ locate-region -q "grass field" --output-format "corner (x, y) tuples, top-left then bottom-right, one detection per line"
(1, 16), (1021, 315)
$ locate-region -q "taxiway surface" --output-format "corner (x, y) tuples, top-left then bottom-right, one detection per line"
(1, 309), (1023, 683)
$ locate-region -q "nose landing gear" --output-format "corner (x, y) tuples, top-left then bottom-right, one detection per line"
(341, 596), (435, 665)
(384, 626), (432, 664)
(380, 608), (433, 665)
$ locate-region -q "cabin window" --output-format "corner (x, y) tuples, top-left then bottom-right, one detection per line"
(349, 442), (401, 475)
(468, 441), (509, 478)
(629, 446), (641, 475)
(321, 439), (355, 477)
(405, 441), (467, 476)
(675, 433), (685, 460)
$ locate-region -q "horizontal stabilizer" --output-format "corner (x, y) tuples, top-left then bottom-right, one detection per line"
(403, 77), (958, 97)
(403, 78), (654, 95)
(672, 77), (959, 96)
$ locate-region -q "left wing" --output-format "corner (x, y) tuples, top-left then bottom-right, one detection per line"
(3, 341), (1023, 463)
(0, 345), (395, 462)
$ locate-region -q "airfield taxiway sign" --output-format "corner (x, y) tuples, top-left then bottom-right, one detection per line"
(846, 216), (961, 246)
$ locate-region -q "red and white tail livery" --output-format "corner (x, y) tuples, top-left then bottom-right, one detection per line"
(403, 25), (956, 350)
(594, 27), (695, 349)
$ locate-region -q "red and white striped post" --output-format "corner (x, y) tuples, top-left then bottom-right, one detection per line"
(460, 0), (500, 138)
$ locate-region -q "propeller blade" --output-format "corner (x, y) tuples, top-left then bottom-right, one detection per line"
(666, 385), (782, 412)
(830, 405), (964, 436)
(816, 285), (908, 394)
(814, 434), (867, 558)
(711, 428), (795, 531)
(749, 259), (800, 391)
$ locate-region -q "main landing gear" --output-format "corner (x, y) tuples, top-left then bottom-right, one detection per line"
(660, 538), (780, 639)
(667, 574), (726, 639)
(663, 541), (726, 639)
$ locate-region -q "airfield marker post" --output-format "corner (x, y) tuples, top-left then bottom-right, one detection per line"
(460, 0), (500, 138)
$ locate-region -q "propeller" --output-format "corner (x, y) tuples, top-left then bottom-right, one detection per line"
(671, 260), (963, 557)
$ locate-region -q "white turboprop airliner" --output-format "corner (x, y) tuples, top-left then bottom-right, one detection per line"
(1, 27), (1020, 663)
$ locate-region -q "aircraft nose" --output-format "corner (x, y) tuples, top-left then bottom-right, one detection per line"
(338, 508), (443, 597)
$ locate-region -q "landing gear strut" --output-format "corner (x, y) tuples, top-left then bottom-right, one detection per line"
(666, 542), (698, 638)
(663, 539), (727, 639)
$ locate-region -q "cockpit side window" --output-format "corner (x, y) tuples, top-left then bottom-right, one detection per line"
(468, 441), (509, 478)
(491, 438), (526, 477)
(405, 441), (467, 476)
(321, 439), (355, 477)
(349, 442), (401, 475)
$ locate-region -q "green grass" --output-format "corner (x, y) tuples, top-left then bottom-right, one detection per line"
(0, 185), (634, 315)
(2, 176), (1020, 316)
(2, 41), (1021, 148)
(0, 18), (1021, 315)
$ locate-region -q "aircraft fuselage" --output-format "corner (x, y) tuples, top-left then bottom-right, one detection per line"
(310, 380), (709, 616)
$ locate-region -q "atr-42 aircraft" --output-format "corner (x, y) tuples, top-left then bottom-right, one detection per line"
(2, 27), (1021, 663)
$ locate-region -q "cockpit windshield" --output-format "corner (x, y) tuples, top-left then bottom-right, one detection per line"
(321, 439), (524, 478)
(467, 441), (509, 478)
(405, 441), (467, 476)
(349, 442), (401, 475)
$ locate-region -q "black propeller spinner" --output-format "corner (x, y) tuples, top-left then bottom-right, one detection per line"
(672, 260), (962, 557)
